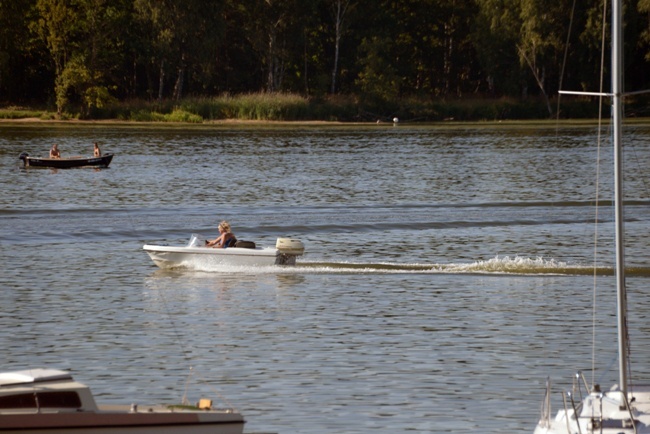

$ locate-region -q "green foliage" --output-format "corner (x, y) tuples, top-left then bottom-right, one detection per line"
(127, 110), (165, 122)
(0, 108), (49, 119)
(57, 56), (91, 113)
(310, 95), (359, 121)
(355, 36), (400, 103)
(85, 87), (118, 112)
(80, 93), (315, 121)
(1, 0), (648, 119)
(224, 93), (310, 120)
(0, 93), (615, 123)
(472, 0), (522, 95)
(163, 109), (203, 123)
(177, 98), (227, 120)
(54, 74), (69, 117)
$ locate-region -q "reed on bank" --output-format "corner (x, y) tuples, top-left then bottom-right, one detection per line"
(1, 92), (639, 123)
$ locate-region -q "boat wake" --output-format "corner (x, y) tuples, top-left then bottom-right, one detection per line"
(150, 255), (650, 276)
(300, 256), (601, 275)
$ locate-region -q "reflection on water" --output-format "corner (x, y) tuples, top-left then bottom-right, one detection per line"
(2, 124), (650, 433)
(275, 273), (307, 288)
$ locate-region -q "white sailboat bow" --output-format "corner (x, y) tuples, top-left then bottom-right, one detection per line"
(534, 0), (650, 433)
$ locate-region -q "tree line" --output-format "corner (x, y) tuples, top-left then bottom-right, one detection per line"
(1, 0), (650, 118)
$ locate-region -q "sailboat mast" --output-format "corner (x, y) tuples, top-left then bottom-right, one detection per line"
(612, 0), (628, 397)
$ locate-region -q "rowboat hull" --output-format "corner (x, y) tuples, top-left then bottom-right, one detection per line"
(19, 153), (113, 168)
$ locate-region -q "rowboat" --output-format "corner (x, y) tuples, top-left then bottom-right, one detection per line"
(19, 152), (113, 168)
(0, 368), (244, 433)
(143, 234), (305, 270)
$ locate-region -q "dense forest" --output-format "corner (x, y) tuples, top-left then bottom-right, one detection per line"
(2, 0), (650, 120)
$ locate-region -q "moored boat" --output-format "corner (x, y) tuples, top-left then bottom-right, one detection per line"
(0, 368), (244, 433)
(19, 152), (113, 169)
(143, 234), (305, 270)
(532, 0), (650, 433)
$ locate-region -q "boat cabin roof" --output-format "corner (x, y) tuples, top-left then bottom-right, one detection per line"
(0, 369), (72, 387)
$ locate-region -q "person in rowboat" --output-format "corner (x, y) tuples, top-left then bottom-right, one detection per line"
(93, 142), (101, 157)
(206, 220), (237, 248)
(49, 144), (61, 159)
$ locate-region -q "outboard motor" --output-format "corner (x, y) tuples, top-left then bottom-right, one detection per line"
(19, 152), (29, 165)
(275, 238), (305, 266)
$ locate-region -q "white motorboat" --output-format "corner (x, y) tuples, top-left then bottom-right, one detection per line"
(0, 368), (244, 433)
(143, 234), (305, 269)
(533, 1), (650, 433)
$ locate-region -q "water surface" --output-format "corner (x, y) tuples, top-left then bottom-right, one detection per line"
(2, 122), (650, 433)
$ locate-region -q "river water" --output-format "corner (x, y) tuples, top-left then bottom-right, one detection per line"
(2, 121), (650, 433)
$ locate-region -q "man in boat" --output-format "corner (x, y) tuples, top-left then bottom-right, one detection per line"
(206, 220), (237, 248)
(93, 142), (101, 157)
(49, 144), (60, 159)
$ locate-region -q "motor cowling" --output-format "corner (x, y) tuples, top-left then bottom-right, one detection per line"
(276, 238), (305, 255)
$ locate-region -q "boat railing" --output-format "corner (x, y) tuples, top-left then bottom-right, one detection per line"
(539, 372), (591, 431)
(558, 373), (641, 434)
(538, 377), (552, 428)
(574, 371), (590, 402)
(563, 391), (582, 434)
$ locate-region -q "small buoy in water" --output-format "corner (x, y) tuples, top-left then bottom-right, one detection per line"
(393, 117), (399, 123)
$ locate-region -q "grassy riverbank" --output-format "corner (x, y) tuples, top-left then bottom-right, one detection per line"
(0, 92), (622, 124)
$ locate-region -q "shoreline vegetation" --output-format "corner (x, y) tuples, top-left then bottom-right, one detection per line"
(1, 92), (649, 125)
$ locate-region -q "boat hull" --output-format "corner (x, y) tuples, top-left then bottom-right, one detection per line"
(0, 410), (244, 434)
(0, 368), (244, 434)
(19, 153), (113, 168)
(143, 245), (296, 269)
